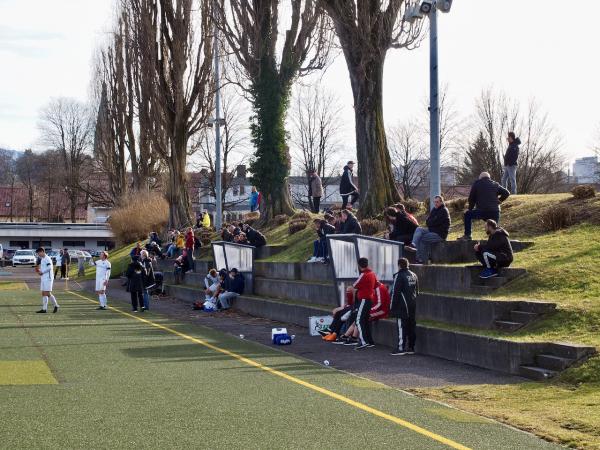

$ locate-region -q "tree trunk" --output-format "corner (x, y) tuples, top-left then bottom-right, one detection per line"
(167, 134), (191, 229)
(250, 64), (295, 221)
(348, 59), (401, 217)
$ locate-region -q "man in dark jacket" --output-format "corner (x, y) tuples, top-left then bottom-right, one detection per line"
(126, 260), (146, 312)
(475, 219), (514, 279)
(217, 268), (245, 310)
(339, 161), (359, 209)
(385, 205), (418, 245)
(405, 196), (450, 264)
(501, 132), (520, 194)
(308, 217), (336, 263)
(460, 172), (510, 240)
(389, 258), (419, 355)
(140, 250), (156, 311)
(340, 209), (362, 234)
(308, 169), (324, 213)
(242, 224), (267, 247)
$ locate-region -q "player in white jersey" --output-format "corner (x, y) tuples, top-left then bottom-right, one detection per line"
(90, 251), (111, 310)
(35, 247), (59, 313)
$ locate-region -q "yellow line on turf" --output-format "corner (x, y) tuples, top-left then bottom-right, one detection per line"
(67, 290), (470, 450)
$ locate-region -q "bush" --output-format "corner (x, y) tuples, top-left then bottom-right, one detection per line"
(274, 214), (290, 226)
(109, 192), (169, 244)
(539, 204), (573, 232)
(288, 219), (308, 235)
(447, 197), (468, 213)
(423, 197), (430, 211)
(402, 199), (422, 214)
(571, 185), (596, 200)
(360, 219), (387, 236)
(291, 210), (312, 220)
(243, 211), (261, 226)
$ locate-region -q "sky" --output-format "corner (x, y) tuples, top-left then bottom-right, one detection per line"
(1, 0), (599, 170)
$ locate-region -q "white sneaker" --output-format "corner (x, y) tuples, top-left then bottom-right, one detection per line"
(317, 257), (325, 263)
(307, 257), (317, 263)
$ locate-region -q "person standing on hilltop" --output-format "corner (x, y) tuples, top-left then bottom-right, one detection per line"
(339, 161), (359, 210)
(502, 132), (520, 195)
(249, 186), (260, 212)
(308, 168), (323, 213)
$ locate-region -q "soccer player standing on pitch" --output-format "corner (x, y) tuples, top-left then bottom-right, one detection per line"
(36, 247), (59, 314)
(91, 251), (111, 310)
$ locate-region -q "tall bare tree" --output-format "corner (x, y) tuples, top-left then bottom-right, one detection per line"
(289, 83), (343, 208)
(38, 98), (94, 222)
(0, 149), (18, 222)
(320, 1), (424, 216)
(216, 0), (332, 220)
(388, 121), (428, 199)
(15, 150), (40, 222)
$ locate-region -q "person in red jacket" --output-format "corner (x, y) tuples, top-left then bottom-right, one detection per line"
(353, 257), (377, 350)
(185, 227), (195, 272)
(369, 281), (390, 322)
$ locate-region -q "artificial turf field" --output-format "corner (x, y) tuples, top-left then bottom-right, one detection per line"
(0, 288), (559, 450)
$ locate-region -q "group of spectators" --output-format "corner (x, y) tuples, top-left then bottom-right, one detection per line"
(202, 267), (245, 311)
(307, 209), (362, 263)
(219, 222), (267, 247)
(125, 249), (159, 312)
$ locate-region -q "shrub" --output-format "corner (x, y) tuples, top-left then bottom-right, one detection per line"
(360, 219), (387, 236)
(288, 219), (308, 235)
(243, 211), (261, 226)
(402, 199), (422, 214)
(423, 197), (430, 211)
(571, 185), (596, 200)
(539, 204), (573, 232)
(447, 197), (468, 213)
(109, 192), (169, 244)
(291, 210), (312, 220)
(273, 214), (290, 226)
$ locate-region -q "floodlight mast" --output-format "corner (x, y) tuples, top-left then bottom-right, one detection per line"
(213, 0), (223, 229)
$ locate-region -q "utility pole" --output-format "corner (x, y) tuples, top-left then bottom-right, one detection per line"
(428, 3), (440, 210)
(213, 2), (223, 230)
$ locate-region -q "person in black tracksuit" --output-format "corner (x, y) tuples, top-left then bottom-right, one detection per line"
(126, 260), (146, 312)
(475, 219), (514, 279)
(460, 172), (510, 240)
(340, 210), (362, 234)
(339, 161), (359, 209)
(389, 258), (419, 355)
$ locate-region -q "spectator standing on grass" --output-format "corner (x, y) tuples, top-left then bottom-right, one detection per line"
(405, 196), (450, 264)
(217, 268), (245, 310)
(459, 172), (510, 241)
(249, 186), (260, 212)
(54, 249), (63, 278)
(474, 219), (514, 279)
(339, 161), (359, 210)
(385, 205), (418, 245)
(389, 258), (419, 356)
(61, 248), (71, 280)
(130, 242), (143, 261)
(126, 260), (146, 312)
(340, 209), (362, 234)
(185, 227), (195, 272)
(502, 132), (520, 195)
(308, 169), (323, 213)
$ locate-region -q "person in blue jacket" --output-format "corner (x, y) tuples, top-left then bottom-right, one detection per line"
(249, 186), (260, 212)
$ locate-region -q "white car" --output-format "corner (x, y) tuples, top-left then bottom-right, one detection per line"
(12, 250), (37, 267)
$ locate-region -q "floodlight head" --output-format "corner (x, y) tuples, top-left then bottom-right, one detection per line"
(419, 0), (434, 14)
(404, 4), (423, 23)
(437, 0), (453, 13)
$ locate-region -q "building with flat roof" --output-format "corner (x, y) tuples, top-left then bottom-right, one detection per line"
(0, 222), (115, 252)
(573, 156), (599, 184)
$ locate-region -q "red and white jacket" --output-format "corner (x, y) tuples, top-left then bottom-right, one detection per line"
(353, 268), (377, 301)
(369, 282), (390, 322)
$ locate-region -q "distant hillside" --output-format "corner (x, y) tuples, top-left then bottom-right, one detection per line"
(0, 148), (22, 159)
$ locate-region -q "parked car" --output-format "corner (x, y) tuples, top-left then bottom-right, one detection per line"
(47, 250), (60, 265)
(12, 250), (36, 267)
(4, 249), (16, 262)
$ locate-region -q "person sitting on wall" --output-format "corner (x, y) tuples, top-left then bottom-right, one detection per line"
(321, 287), (356, 342)
(204, 268), (220, 303)
(173, 252), (189, 284)
(221, 224), (234, 242)
(384, 205), (418, 246)
(340, 209), (362, 235)
(474, 219), (514, 279)
(404, 195), (450, 264)
(242, 223), (267, 247)
(234, 232), (248, 245)
(217, 268), (245, 310)
(458, 172), (510, 241)
(307, 217), (336, 263)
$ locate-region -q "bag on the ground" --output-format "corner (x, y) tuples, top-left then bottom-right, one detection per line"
(203, 301), (217, 312)
(273, 334), (292, 345)
(192, 300), (204, 310)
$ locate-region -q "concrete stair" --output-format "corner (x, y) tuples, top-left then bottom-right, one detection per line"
(254, 277), (337, 307)
(428, 239), (533, 264)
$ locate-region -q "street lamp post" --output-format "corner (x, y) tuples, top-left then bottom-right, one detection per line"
(213, 2), (223, 230)
(428, 5), (440, 210)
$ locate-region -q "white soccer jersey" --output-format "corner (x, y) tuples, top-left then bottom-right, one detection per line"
(92, 259), (112, 291)
(40, 255), (54, 281)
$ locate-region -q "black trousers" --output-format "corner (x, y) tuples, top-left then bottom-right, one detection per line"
(389, 231), (413, 246)
(475, 250), (510, 269)
(356, 299), (373, 345)
(329, 306), (353, 335)
(130, 290), (144, 311)
(341, 192), (359, 209)
(60, 264), (67, 278)
(312, 196), (321, 213)
(396, 316), (416, 351)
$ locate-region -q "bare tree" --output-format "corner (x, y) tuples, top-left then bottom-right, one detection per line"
(289, 83), (343, 208)
(388, 121), (428, 199)
(15, 150), (40, 222)
(0, 149), (18, 222)
(320, 1), (424, 216)
(466, 89), (564, 193)
(38, 98), (94, 222)
(192, 88), (251, 210)
(216, 0), (332, 220)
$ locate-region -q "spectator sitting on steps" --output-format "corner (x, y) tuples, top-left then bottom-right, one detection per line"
(307, 217), (336, 263)
(234, 232), (248, 245)
(404, 195), (450, 264)
(474, 219), (514, 279)
(458, 172), (510, 241)
(384, 205), (418, 246)
(340, 209), (362, 235)
(204, 268), (220, 303)
(217, 268), (245, 310)
(241, 223), (267, 247)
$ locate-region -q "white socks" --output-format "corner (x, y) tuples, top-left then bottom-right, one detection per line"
(49, 295), (58, 307)
(42, 296), (48, 310)
(99, 294), (107, 307)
